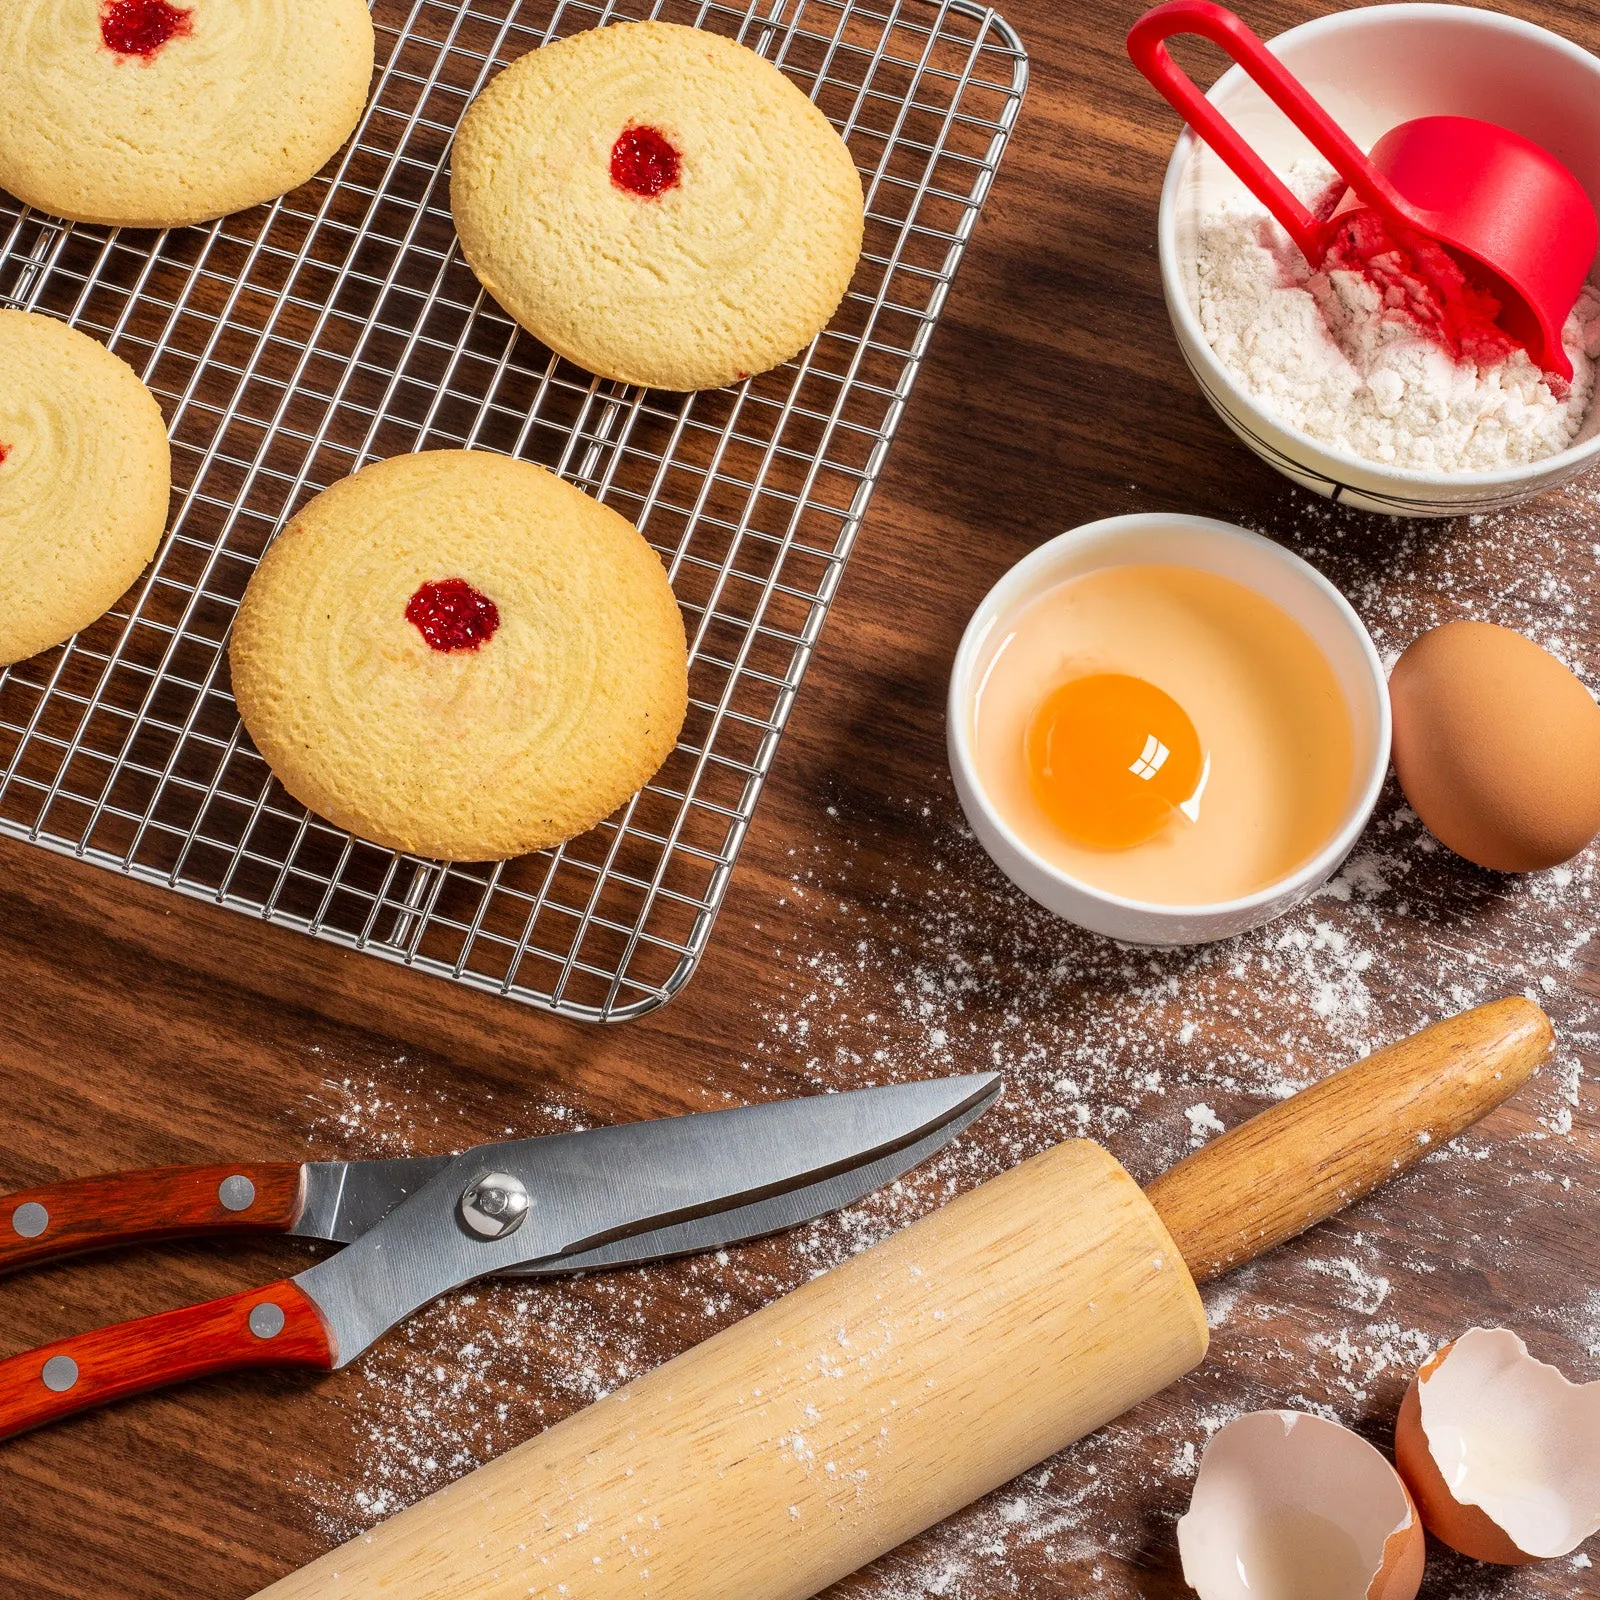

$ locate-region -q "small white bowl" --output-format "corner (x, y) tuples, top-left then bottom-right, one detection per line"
(947, 514), (1390, 945)
(1159, 4), (1600, 517)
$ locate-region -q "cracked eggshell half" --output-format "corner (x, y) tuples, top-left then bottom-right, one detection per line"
(1394, 1326), (1600, 1564)
(1177, 1410), (1424, 1600)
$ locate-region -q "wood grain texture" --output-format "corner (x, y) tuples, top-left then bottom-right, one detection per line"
(0, 1163), (305, 1275)
(254, 1141), (1208, 1600)
(0, 1281), (332, 1444)
(2, 0), (1599, 1596)
(1146, 997), (1554, 1282)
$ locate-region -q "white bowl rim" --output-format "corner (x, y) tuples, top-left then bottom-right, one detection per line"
(947, 512), (1393, 921)
(1157, 1), (1600, 490)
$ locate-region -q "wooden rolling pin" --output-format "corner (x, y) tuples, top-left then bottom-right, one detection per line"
(257, 997), (1551, 1600)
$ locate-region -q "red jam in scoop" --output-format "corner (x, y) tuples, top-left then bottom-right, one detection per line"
(406, 579), (500, 653)
(101, 0), (193, 57)
(610, 126), (681, 197)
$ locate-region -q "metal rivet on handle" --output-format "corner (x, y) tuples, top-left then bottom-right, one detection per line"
(218, 1175), (257, 1212)
(459, 1172), (530, 1239)
(248, 1302), (286, 1341)
(11, 1201), (48, 1239)
(41, 1356), (78, 1393)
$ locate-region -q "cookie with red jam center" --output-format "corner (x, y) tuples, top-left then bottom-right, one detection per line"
(0, 309), (172, 667)
(450, 20), (865, 391)
(0, 0), (374, 229)
(229, 451), (689, 863)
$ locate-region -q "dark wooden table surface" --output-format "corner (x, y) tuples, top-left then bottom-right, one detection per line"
(5, 1), (1600, 1595)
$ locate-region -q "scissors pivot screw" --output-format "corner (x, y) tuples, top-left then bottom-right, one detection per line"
(459, 1172), (530, 1239)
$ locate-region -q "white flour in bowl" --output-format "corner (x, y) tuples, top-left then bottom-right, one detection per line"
(1195, 161), (1600, 473)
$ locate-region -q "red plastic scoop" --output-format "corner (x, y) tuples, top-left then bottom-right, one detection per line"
(1127, 0), (1598, 380)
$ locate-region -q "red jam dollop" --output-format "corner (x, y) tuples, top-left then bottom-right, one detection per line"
(100, 0), (193, 58)
(0, 442), (9, 466)
(406, 579), (500, 653)
(610, 126), (681, 198)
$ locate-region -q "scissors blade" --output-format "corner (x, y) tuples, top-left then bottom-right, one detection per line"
(289, 1089), (998, 1277)
(505, 1080), (1000, 1277)
(292, 1155), (453, 1244)
(293, 1073), (1000, 1366)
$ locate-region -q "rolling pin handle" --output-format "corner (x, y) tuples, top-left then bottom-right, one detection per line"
(1144, 996), (1552, 1284)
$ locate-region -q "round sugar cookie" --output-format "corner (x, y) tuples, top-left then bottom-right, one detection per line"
(0, 309), (172, 667)
(0, 0), (375, 230)
(450, 20), (866, 391)
(230, 450), (689, 862)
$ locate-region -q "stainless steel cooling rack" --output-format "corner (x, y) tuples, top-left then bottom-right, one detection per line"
(0, 0), (1026, 1022)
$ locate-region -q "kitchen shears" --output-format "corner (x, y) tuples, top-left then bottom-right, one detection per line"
(0, 1073), (1001, 1441)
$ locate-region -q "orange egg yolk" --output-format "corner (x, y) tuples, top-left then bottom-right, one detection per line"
(1025, 673), (1207, 850)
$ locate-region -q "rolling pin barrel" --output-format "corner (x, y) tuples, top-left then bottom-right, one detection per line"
(256, 998), (1549, 1600)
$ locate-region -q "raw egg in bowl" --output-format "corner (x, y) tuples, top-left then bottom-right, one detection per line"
(947, 514), (1390, 945)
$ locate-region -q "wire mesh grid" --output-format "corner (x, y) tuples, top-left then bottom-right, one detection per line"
(0, 0), (1026, 1022)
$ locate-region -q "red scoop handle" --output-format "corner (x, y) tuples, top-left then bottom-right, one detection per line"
(1127, 0), (1417, 263)
(1, 1164), (305, 1276)
(0, 1280), (334, 1443)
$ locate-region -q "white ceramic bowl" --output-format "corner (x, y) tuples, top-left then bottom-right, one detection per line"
(947, 514), (1391, 945)
(1159, 4), (1600, 517)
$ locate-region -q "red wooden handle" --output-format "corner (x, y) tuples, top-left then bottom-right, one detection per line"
(1126, 0), (1415, 261)
(0, 1279), (334, 1442)
(0, 1164), (305, 1275)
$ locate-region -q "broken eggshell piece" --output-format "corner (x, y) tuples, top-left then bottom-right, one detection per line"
(1394, 1326), (1600, 1564)
(1177, 1410), (1424, 1600)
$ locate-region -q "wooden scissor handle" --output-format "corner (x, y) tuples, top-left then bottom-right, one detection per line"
(0, 1279), (334, 1443)
(0, 1164), (305, 1275)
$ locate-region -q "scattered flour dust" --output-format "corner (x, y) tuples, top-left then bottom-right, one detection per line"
(290, 488), (1600, 1597)
(1196, 159), (1600, 472)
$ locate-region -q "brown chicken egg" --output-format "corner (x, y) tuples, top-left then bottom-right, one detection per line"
(1388, 621), (1600, 872)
